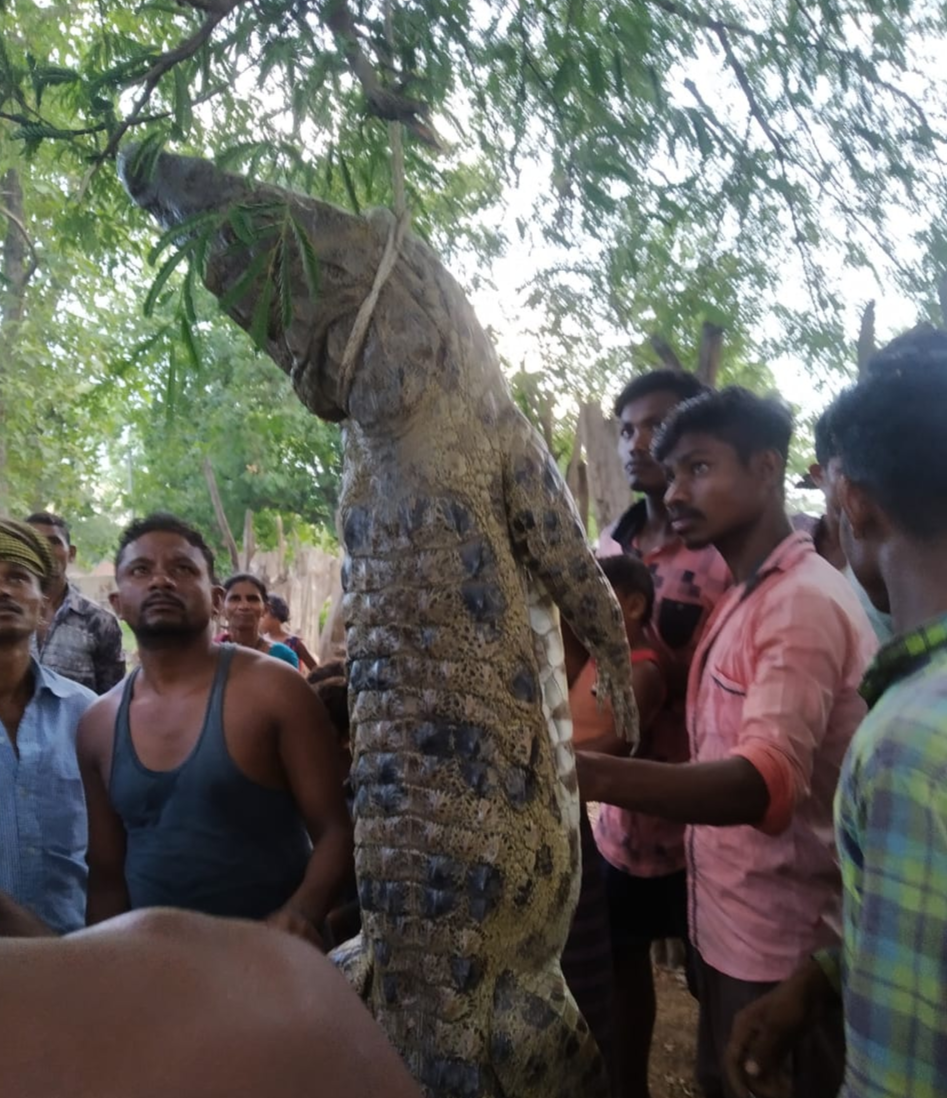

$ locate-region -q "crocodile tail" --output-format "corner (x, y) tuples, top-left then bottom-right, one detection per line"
(490, 966), (610, 1098)
(329, 932), (373, 1000)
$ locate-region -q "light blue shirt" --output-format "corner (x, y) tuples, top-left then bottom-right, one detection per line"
(0, 659), (95, 932)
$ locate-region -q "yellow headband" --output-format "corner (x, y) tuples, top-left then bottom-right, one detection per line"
(0, 519), (54, 583)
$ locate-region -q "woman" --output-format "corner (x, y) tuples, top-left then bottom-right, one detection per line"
(261, 594), (317, 674)
(219, 573), (299, 668)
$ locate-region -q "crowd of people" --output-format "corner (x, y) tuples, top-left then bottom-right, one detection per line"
(0, 325), (945, 1097)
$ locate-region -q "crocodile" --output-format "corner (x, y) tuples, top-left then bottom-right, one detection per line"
(120, 148), (639, 1098)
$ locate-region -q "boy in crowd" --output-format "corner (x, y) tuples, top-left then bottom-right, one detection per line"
(597, 370), (731, 1098)
(727, 336), (947, 1098)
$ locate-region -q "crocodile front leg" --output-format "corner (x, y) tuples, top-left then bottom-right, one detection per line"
(501, 409), (639, 749)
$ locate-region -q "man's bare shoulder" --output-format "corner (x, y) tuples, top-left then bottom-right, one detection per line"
(77, 679), (125, 751)
(229, 647), (318, 706)
(0, 910), (421, 1098)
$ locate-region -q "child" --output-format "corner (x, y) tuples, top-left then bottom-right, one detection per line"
(561, 554), (666, 1094)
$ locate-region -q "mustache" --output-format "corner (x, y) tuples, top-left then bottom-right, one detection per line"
(0, 599), (23, 614)
(668, 506), (705, 522)
(142, 592), (186, 611)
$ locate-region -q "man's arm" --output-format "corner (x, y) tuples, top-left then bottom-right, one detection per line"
(580, 594), (860, 829)
(577, 752), (769, 825)
(724, 956), (838, 1098)
(76, 709), (130, 924)
(267, 674), (354, 945)
(95, 614), (126, 695)
(0, 892), (56, 938)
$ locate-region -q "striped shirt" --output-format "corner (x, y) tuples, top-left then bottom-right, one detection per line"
(818, 614), (947, 1098)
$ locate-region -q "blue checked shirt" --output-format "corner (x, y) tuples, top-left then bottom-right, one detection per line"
(0, 659), (94, 932)
(817, 614), (947, 1097)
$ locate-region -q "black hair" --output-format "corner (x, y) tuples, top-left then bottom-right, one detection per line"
(653, 386), (793, 465)
(115, 512), (216, 578)
(311, 676), (349, 741)
(267, 594), (290, 623)
(829, 356), (947, 539)
(813, 406), (836, 467)
(613, 369), (708, 419)
(307, 659), (346, 686)
(597, 554), (655, 625)
(25, 511), (70, 545)
(223, 571), (267, 599)
(862, 324), (947, 380)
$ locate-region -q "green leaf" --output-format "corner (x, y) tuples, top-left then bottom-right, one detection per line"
(143, 241), (195, 318)
(337, 151), (361, 214)
(290, 215), (320, 302)
(249, 269), (275, 349)
(172, 65), (194, 139)
(179, 311), (201, 373)
(217, 246), (273, 313)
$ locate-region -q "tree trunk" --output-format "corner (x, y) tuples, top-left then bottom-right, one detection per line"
(0, 168), (34, 512)
(696, 322), (724, 386)
(856, 300), (876, 375)
(938, 276), (947, 331)
(565, 415), (590, 533)
(202, 457), (241, 571)
(649, 333), (684, 371)
(241, 508), (256, 570)
(578, 402), (627, 535)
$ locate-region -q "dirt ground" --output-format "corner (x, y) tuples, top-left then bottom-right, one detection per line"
(650, 965), (700, 1098)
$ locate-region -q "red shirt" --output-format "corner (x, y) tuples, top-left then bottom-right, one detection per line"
(595, 501), (731, 876)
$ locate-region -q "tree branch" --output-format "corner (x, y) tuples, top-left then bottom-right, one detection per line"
(649, 333), (684, 371)
(202, 457), (240, 571)
(320, 0), (443, 148)
(0, 202), (38, 287)
(93, 4), (239, 169)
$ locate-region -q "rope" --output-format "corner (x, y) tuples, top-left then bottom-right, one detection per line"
(337, 0), (410, 413)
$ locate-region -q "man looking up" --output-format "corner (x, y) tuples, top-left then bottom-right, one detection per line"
(726, 336), (947, 1098)
(25, 512), (125, 694)
(578, 388), (876, 1098)
(0, 520), (94, 933)
(597, 369), (731, 1098)
(77, 513), (352, 946)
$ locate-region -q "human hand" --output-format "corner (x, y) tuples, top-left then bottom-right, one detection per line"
(724, 959), (830, 1098)
(266, 906), (324, 950)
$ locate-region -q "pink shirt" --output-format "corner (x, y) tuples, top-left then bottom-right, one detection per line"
(686, 532), (877, 981)
(595, 504), (731, 876)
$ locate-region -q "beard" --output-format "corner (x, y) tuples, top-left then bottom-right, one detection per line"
(133, 610), (210, 647)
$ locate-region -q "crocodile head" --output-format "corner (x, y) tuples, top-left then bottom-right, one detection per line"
(120, 147), (476, 429)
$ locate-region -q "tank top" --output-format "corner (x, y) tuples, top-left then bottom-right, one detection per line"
(110, 644), (312, 919)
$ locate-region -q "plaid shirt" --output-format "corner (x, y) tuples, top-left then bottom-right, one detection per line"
(33, 584), (125, 695)
(819, 614), (947, 1097)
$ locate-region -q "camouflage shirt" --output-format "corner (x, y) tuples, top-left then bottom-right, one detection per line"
(33, 584), (126, 695)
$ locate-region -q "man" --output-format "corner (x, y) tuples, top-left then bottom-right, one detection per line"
(26, 512), (125, 693)
(0, 903), (422, 1098)
(78, 512), (353, 945)
(578, 387), (876, 1098)
(798, 412), (894, 643)
(0, 519), (94, 933)
(726, 340), (947, 1098)
(596, 369), (731, 1098)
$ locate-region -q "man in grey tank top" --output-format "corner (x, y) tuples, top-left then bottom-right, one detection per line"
(75, 513), (353, 946)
